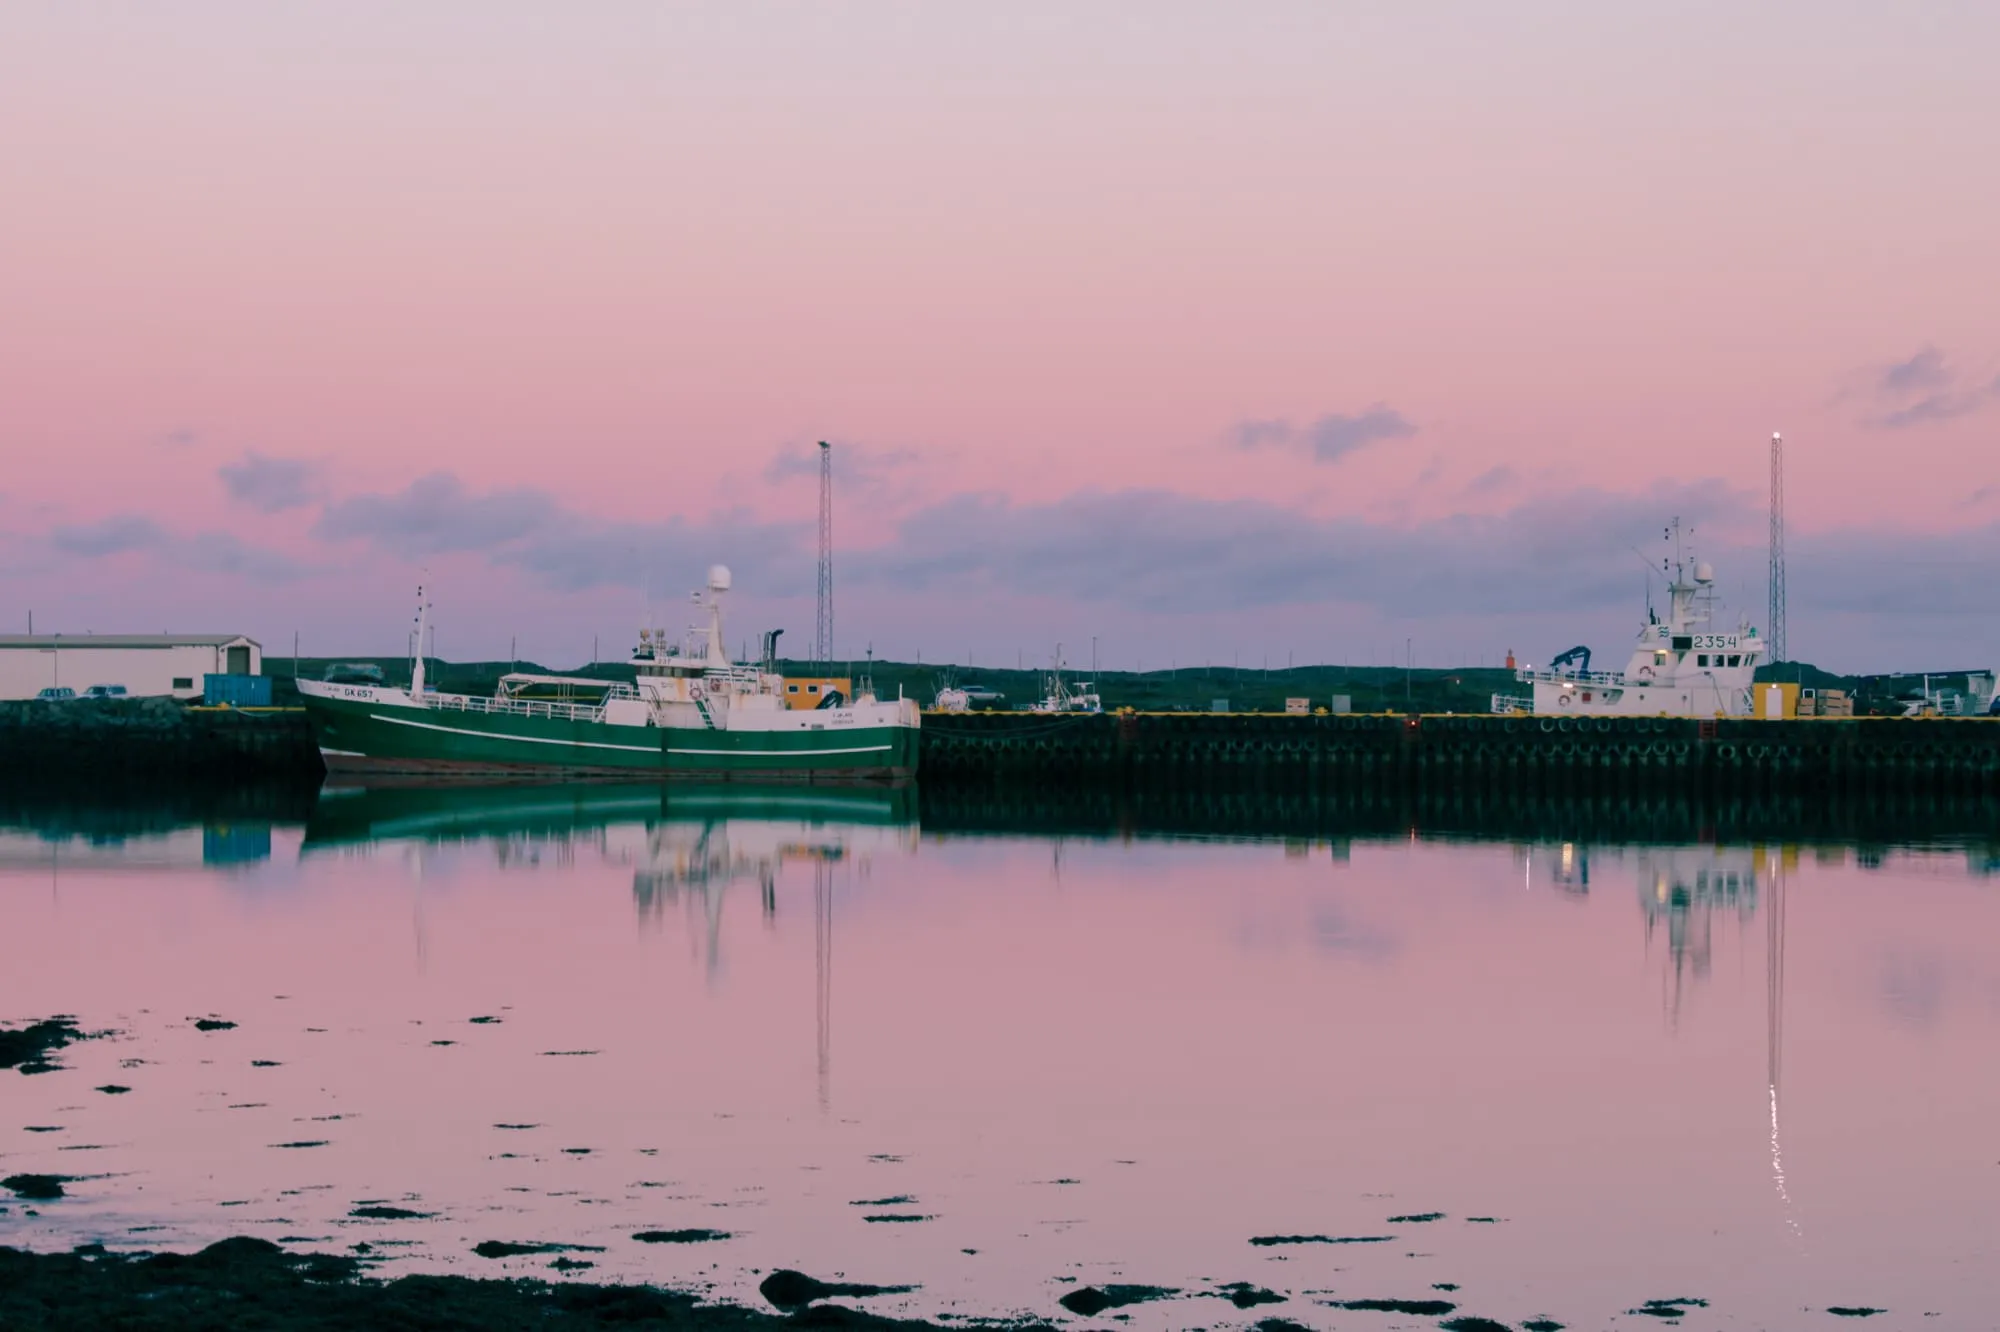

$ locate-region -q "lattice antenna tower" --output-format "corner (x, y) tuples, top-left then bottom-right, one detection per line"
(1767, 431), (1786, 663)
(815, 441), (833, 673)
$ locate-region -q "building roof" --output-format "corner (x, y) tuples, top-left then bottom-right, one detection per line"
(0, 634), (260, 649)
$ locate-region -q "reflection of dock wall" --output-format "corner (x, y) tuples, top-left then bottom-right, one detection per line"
(921, 714), (2000, 795)
(916, 781), (2000, 850)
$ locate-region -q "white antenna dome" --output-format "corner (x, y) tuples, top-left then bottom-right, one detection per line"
(707, 564), (732, 592)
(1694, 562), (1714, 584)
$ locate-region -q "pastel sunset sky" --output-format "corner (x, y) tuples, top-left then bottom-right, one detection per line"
(3, 2), (1995, 672)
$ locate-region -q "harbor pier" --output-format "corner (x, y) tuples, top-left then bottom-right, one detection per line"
(4, 700), (1999, 795)
(920, 711), (2000, 796)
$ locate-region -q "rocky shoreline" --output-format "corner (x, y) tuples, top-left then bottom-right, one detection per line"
(0, 1237), (1003, 1331)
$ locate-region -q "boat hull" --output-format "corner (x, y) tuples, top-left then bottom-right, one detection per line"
(301, 688), (919, 784)
(1529, 678), (1750, 718)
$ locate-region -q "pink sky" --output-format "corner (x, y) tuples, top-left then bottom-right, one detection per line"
(2, 3), (1996, 670)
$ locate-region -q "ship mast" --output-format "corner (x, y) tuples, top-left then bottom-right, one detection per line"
(410, 583), (431, 698)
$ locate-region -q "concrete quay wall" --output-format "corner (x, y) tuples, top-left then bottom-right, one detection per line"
(5, 702), (1998, 796)
(0, 699), (319, 783)
(921, 712), (2000, 794)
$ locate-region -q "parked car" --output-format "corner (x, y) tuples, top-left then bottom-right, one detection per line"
(80, 684), (129, 700)
(34, 686), (76, 701)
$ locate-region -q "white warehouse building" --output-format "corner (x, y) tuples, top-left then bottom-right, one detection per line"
(0, 634), (261, 700)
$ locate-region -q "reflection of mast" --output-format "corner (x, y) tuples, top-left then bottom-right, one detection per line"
(814, 855), (832, 1113)
(1767, 848), (1802, 1242)
(701, 862), (727, 986)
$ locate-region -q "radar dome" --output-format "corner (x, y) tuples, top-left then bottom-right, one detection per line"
(707, 564), (732, 591)
(1694, 562), (1714, 584)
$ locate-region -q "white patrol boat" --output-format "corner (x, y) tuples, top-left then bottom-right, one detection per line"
(1512, 521), (1766, 718)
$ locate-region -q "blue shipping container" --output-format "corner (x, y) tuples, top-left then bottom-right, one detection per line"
(203, 674), (272, 706)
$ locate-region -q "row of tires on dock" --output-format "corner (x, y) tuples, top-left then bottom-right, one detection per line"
(918, 713), (2000, 792)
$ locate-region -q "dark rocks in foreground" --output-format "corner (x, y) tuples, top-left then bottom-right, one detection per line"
(3, 1176), (68, 1201)
(0, 1239), (949, 1330)
(473, 1241), (605, 1259)
(1331, 1297), (1459, 1316)
(1056, 1285), (1176, 1317)
(758, 1269), (918, 1312)
(1, 1018), (104, 1075)
(1218, 1283), (1285, 1308)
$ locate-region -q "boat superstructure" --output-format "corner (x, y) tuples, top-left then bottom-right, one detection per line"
(299, 568), (919, 781)
(1506, 521), (1766, 718)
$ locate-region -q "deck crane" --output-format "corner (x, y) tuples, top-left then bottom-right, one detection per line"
(1549, 645), (1592, 676)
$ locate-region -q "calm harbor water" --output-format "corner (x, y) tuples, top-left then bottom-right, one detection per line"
(4, 783), (1999, 1329)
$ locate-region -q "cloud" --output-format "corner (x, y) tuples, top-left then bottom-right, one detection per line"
(1874, 376), (2000, 429)
(1231, 419), (1294, 450)
(1880, 347), (1952, 395)
(1464, 465), (1519, 496)
(315, 472), (806, 594)
(47, 514), (306, 581)
(496, 510), (806, 595)
(52, 515), (166, 557)
(315, 473), (559, 556)
(157, 428), (200, 449)
(1865, 346), (2000, 429)
(1231, 405), (1417, 463)
(848, 478), (1756, 617)
(219, 452), (324, 513)
(763, 440), (923, 504)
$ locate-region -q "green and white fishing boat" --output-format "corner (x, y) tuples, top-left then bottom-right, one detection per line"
(298, 566), (919, 782)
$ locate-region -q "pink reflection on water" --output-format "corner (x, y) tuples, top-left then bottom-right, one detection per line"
(2, 817), (1998, 1327)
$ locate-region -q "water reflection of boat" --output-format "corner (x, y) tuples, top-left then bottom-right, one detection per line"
(1636, 845), (1760, 1016)
(300, 781), (918, 1111)
(301, 782), (916, 851)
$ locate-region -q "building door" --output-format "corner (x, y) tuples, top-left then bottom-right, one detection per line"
(227, 645), (251, 674)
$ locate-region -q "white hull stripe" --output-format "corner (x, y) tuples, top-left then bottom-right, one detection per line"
(671, 744), (894, 757)
(369, 713), (898, 758)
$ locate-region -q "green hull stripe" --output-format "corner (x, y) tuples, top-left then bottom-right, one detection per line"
(373, 713), (658, 753)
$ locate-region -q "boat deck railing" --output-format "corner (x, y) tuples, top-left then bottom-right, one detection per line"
(422, 690), (628, 724)
(1518, 668), (1627, 688)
